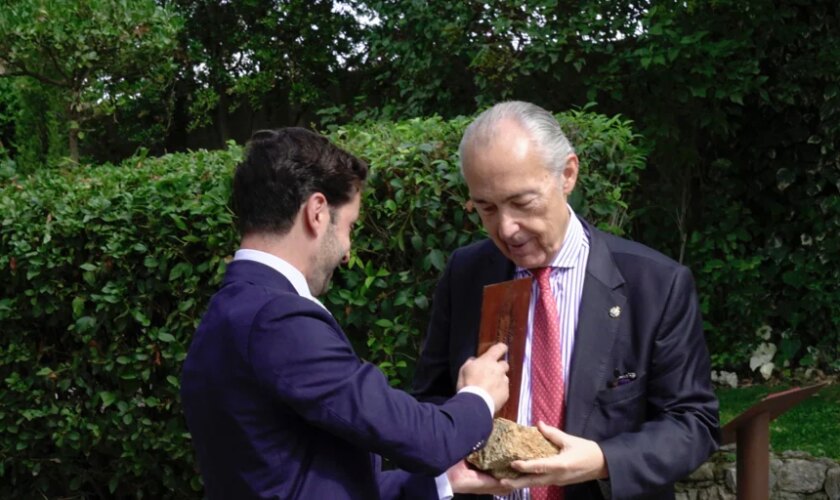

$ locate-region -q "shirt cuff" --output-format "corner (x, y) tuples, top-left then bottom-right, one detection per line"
(435, 473), (454, 500)
(458, 386), (495, 418)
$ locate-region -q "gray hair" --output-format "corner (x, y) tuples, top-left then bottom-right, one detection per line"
(459, 101), (575, 176)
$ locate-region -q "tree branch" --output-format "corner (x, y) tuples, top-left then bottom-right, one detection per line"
(42, 40), (71, 81)
(0, 65), (69, 88)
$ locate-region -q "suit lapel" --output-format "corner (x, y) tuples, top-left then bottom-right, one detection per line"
(485, 243), (517, 284)
(565, 224), (627, 437)
(464, 241), (516, 339)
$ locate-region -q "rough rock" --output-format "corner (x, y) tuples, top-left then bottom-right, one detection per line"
(778, 459), (827, 493)
(723, 464), (737, 493)
(698, 485), (734, 500)
(688, 462), (716, 483)
(771, 458), (784, 492)
(467, 418), (560, 479)
(823, 466), (840, 500)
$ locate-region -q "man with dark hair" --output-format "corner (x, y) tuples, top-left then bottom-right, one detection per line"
(181, 128), (512, 499)
(412, 103), (719, 500)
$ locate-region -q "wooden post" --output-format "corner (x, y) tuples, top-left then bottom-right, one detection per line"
(721, 382), (827, 499)
(735, 410), (769, 499)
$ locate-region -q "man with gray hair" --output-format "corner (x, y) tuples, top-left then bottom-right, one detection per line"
(415, 101), (719, 499)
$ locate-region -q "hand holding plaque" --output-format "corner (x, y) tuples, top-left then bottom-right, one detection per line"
(457, 342), (510, 413)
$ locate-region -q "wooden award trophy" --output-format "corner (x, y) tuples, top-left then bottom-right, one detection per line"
(475, 277), (532, 421)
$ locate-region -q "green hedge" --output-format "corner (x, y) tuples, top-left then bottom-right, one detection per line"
(0, 111), (645, 497)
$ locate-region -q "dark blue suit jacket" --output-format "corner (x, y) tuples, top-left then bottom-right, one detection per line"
(412, 219), (720, 500)
(181, 260), (492, 499)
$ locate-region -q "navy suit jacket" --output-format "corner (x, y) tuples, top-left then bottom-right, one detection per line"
(412, 219), (720, 500)
(181, 260), (492, 499)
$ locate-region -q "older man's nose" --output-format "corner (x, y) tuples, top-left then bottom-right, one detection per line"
(498, 213), (519, 240)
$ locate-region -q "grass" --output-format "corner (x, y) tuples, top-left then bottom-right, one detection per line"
(715, 382), (840, 460)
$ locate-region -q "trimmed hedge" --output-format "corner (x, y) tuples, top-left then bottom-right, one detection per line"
(0, 112), (645, 497)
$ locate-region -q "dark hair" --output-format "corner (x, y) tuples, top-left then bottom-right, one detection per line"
(232, 127), (368, 236)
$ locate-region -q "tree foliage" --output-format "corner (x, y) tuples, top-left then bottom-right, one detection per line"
(579, 0), (840, 374)
(0, 0), (181, 162)
(173, 0), (365, 142)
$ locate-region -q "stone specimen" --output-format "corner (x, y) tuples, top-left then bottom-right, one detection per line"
(467, 418), (560, 479)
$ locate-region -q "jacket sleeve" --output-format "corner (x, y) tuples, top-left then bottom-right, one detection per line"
(377, 469), (438, 500)
(248, 297), (491, 476)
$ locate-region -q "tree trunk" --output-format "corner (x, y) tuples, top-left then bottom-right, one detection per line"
(67, 93), (80, 164)
(216, 88), (230, 146)
(68, 124), (80, 164)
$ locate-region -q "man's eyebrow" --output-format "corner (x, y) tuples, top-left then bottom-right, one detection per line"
(471, 190), (540, 204)
(506, 191), (539, 202)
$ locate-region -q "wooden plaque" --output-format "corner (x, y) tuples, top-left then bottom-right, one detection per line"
(476, 277), (532, 421)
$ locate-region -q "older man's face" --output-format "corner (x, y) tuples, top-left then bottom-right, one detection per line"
(461, 120), (578, 269)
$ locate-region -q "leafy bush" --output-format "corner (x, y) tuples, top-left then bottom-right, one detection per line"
(0, 111), (645, 496)
(690, 145), (840, 377)
(0, 148), (240, 497)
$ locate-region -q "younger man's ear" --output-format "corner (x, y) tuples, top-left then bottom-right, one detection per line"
(302, 192), (330, 235)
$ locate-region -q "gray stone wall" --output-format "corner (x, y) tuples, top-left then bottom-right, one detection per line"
(676, 450), (840, 500)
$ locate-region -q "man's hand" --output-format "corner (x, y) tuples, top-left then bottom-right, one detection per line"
(456, 342), (509, 412)
(447, 459), (513, 495)
(500, 422), (609, 489)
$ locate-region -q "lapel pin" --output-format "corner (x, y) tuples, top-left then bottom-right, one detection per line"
(609, 306), (621, 318)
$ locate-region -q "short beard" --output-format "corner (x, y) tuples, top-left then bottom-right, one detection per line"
(308, 222), (342, 297)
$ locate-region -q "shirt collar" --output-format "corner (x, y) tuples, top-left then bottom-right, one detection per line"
(233, 249), (327, 309)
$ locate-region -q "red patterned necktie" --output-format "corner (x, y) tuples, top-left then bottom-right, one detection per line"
(530, 267), (564, 500)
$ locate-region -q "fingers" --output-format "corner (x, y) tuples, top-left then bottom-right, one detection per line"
(502, 454), (560, 489)
(500, 469), (554, 489)
(460, 470), (513, 494)
(510, 457), (553, 475)
(457, 343), (510, 403)
(478, 342), (508, 362)
(536, 421), (567, 445)
(448, 460), (514, 495)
